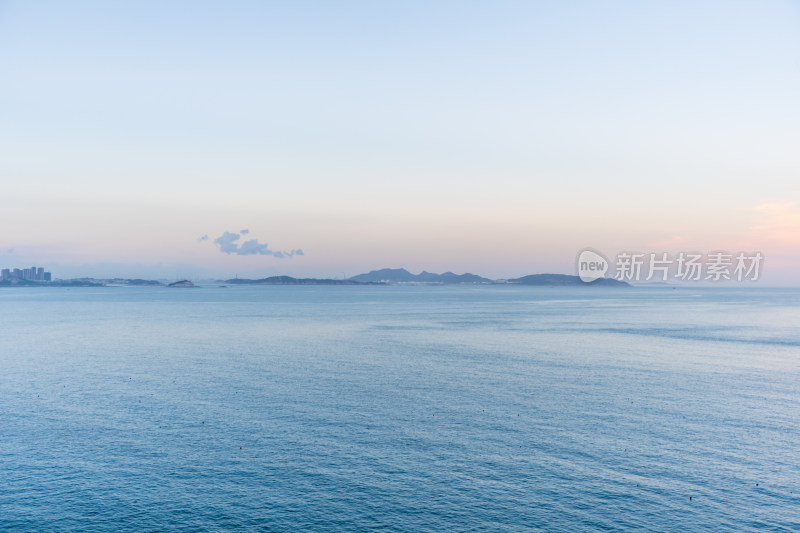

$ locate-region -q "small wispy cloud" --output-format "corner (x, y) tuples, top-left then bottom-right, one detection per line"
(211, 230), (303, 258)
(199, 235), (209, 242)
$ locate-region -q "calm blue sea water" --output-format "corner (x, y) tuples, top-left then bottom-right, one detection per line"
(0, 285), (798, 531)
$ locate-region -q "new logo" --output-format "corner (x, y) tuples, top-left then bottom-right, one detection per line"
(577, 249), (609, 282)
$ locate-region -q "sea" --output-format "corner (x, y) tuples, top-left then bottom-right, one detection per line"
(0, 285), (798, 531)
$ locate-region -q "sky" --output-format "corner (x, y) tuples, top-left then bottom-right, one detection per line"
(1, 1), (799, 283)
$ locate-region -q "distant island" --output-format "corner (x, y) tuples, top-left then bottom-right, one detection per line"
(107, 278), (163, 286)
(0, 278), (103, 287)
(225, 276), (377, 285)
(349, 268), (491, 284)
(508, 274), (628, 287)
(0, 268), (631, 288)
(0, 277), (164, 288)
(168, 280), (195, 288)
(224, 269), (629, 287)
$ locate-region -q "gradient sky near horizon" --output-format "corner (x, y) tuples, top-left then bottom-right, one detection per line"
(1, 1), (799, 282)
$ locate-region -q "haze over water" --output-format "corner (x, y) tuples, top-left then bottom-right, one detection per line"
(1, 285), (798, 531)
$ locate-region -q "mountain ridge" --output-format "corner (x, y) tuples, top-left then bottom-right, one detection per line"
(508, 273), (628, 287)
(349, 268), (492, 284)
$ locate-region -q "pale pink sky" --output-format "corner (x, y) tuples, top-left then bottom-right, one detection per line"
(1, 2), (798, 283)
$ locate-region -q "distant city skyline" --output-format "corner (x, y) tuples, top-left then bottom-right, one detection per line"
(1, 265), (52, 282)
(1, 2), (798, 284)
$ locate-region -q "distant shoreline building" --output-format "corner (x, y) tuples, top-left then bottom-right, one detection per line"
(1, 266), (52, 282)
